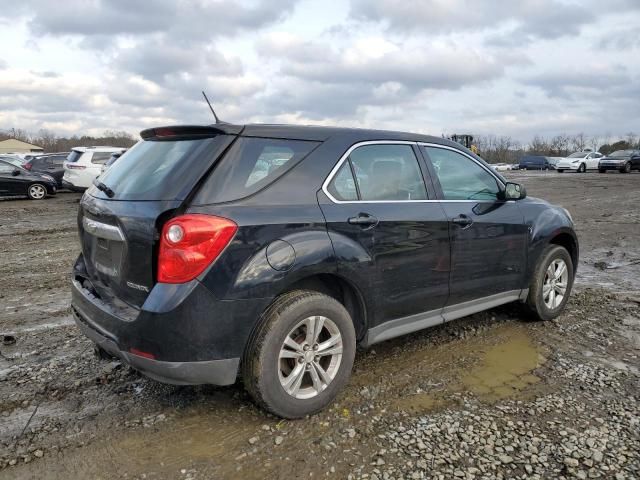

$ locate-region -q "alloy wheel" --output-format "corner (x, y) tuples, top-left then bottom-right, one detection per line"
(278, 316), (343, 399)
(542, 258), (568, 309)
(29, 184), (46, 199)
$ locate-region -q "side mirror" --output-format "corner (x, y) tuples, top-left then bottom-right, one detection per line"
(12, 169), (20, 176)
(503, 182), (526, 200)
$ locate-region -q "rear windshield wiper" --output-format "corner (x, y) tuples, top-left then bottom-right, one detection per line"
(93, 179), (115, 198)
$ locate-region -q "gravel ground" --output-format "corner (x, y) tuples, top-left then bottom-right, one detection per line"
(0, 171), (639, 479)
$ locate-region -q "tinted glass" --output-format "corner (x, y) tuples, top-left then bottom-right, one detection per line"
(609, 150), (631, 157)
(91, 152), (113, 164)
(0, 161), (14, 173)
(66, 151), (83, 163)
(327, 161), (358, 201)
(97, 137), (230, 201)
(348, 144), (427, 201)
(568, 152), (587, 158)
(201, 137), (318, 203)
(425, 147), (501, 201)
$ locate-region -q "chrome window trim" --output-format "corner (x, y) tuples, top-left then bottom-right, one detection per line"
(321, 140), (505, 204)
(321, 140), (427, 204)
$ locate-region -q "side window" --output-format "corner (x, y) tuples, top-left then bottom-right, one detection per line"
(424, 147), (501, 201)
(91, 153), (112, 164)
(326, 162), (358, 201)
(346, 144), (427, 201)
(0, 162), (14, 173)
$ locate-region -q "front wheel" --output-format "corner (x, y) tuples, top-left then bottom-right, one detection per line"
(621, 162), (631, 173)
(557, 169), (564, 173)
(526, 245), (574, 321)
(242, 290), (356, 419)
(578, 163), (586, 173)
(27, 183), (47, 200)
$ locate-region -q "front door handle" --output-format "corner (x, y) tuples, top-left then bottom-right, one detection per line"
(348, 213), (379, 228)
(452, 214), (473, 228)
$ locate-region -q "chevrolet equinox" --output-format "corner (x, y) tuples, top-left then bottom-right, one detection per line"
(71, 124), (578, 418)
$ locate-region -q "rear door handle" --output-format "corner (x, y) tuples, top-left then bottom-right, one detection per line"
(452, 214), (473, 228)
(348, 213), (379, 228)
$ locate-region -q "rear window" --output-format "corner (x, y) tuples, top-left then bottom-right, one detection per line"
(67, 151), (83, 163)
(95, 136), (233, 201)
(197, 137), (319, 203)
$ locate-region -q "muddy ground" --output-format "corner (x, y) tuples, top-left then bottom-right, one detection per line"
(0, 171), (639, 479)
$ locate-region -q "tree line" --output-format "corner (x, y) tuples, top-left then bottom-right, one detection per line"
(2, 127), (639, 164)
(470, 132), (640, 164)
(0, 128), (138, 153)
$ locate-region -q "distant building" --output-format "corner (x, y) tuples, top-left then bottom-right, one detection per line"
(0, 138), (44, 154)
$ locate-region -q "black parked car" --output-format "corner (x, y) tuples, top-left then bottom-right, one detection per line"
(598, 150), (640, 173)
(0, 159), (57, 199)
(24, 153), (69, 186)
(519, 156), (551, 170)
(72, 124), (578, 418)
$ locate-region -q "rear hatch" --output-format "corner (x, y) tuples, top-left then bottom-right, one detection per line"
(77, 126), (239, 308)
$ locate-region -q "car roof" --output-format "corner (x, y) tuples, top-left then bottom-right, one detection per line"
(71, 146), (127, 153)
(142, 123), (462, 148)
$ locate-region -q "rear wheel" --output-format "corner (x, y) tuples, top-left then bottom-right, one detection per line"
(526, 245), (574, 321)
(578, 163), (586, 173)
(27, 183), (47, 200)
(242, 290), (356, 419)
(621, 162), (631, 173)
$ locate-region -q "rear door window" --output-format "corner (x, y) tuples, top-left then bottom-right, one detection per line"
(328, 144), (428, 201)
(197, 137), (319, 203)
(90, 152), (112, 164)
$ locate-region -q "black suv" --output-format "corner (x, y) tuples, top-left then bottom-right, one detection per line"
(24, 153), (68, 186)
(72, 124), (578, 418)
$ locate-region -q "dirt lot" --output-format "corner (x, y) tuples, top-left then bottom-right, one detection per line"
(1, 171), (639, 479)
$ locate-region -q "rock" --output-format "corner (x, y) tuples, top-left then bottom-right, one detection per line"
(248, 436), (259, 445)
(274, 436), (284, 446)
(592, 450), (603, 463)
(499, 455), (513, 464)
(34, 450), (44, 458)
(564, 457), (579, 468)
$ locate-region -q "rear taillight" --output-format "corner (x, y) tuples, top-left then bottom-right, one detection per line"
(24, 162), (32, 170)
(67, 164), (86, 170)
(158, 214), (237, 284)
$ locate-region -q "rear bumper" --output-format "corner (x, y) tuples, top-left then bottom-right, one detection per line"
(62, 180), (86, 192)
(73, 306), (239, 385)
(70, 252), (267, 385)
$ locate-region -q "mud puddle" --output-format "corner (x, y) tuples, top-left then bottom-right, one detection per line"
(390, 324), (547, 414)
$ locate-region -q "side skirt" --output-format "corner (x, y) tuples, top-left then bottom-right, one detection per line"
(363, 289), (527, 347)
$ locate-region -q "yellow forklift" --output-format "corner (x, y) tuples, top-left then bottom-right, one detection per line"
(450, 134), (478, 154)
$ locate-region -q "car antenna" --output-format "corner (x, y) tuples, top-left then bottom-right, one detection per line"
(202, 91), (221, 124)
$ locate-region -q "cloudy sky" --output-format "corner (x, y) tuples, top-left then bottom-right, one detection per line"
(0, 0), (638, 142)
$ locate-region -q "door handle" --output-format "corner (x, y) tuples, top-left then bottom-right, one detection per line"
(452, 214), (473, 228)
(348, 213), (379, 228)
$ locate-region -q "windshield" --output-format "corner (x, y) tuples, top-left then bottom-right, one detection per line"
(608, 150), (632, 157)
(94, 136), (231, 201)
(568, 152), (587, 158)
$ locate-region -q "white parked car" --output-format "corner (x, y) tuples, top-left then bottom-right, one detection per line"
(556, 151), (604, 173)
(62, 146), (127, 190)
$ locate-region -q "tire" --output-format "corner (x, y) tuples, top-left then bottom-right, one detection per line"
(578, 163), (586, 173)
(525, 245), (574, 321)
(598, 169), (606, 173)
(621, 162), (631, 174)
(242, 290), (356, 419)
(27, 183), (47, 200)
(557, 169), (564, 173)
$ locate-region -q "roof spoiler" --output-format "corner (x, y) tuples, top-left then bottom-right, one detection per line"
(140, 124), (243, 140)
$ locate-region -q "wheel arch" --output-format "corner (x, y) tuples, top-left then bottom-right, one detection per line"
(548, 231), (579, 274)
(269, 273), (368, 343)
